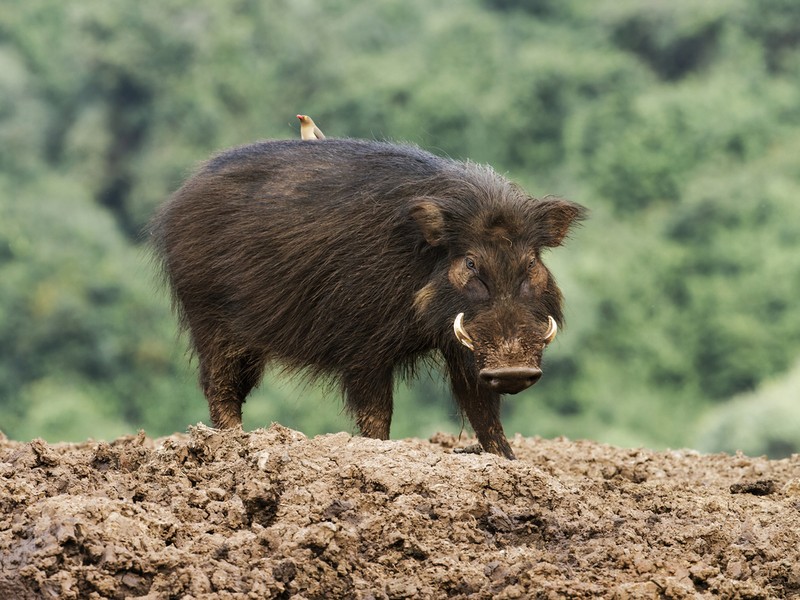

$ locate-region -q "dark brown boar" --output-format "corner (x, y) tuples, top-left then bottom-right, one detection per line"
(150, 139), (585, 459)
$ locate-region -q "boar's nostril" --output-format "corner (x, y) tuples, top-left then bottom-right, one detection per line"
(479, 367), (542, 394)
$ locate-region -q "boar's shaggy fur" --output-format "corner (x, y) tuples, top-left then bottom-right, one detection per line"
(150, 139), (585, 458)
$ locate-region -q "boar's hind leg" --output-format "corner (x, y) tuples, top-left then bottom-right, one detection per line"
(343, 369), (394, 440)
(200, 351), (262, 429)
(446, 358), (516, 460)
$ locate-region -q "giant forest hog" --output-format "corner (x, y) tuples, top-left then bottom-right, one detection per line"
(150, 139), (586, 459)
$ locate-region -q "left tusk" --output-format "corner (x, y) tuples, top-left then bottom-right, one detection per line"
(544, 316), (558, 345)
(453, 312), (475, 351)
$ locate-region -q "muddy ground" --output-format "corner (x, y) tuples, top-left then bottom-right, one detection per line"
(1, 425), (799, 599)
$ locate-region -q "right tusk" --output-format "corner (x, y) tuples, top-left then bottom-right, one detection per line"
(453, 312), (475, 351)
(544, 316), (558, 345)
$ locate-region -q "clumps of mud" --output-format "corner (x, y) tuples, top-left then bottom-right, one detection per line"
(2, 424), (800, 599)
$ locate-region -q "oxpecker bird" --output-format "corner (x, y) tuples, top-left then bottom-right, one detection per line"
(297, 114), (325, 140)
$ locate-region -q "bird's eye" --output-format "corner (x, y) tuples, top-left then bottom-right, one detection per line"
(465, 257), (477, 271)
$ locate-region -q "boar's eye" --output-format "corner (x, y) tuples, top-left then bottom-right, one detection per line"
(465, 257), (477, 272)
(528, 257), (537, 269)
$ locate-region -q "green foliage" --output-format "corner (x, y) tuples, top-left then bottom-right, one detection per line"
(0, 174), (205, 440)
(695, 361), (800, 458)
(740, 0), (800, 72)
(1, 0), (800, 456)
(606, 0), (730, 81)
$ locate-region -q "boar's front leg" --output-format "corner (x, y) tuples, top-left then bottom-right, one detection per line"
(343, 368), (394, 440)
(446, 356), (516, 460)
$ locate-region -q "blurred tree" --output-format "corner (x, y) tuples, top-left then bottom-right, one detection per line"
(740, 0), (800, 73)
(609, 2), (727, 80)
(695, 360), (800, 458)
(0, 174), (206, 439)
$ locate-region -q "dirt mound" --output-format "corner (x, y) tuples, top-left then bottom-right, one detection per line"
(1, 425), (799, 599)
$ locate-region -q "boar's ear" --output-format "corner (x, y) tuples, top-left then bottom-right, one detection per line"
(537, 198), (587, 247)
(410, 199), (446, 246)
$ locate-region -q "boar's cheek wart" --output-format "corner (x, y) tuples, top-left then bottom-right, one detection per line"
(410, 200), (446, 246)
(529, 262), (549, 289)
(448, 259), (471, 289)
(413, 282), (437, 316)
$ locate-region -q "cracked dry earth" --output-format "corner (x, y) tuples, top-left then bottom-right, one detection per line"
(1, 424), (800, 599)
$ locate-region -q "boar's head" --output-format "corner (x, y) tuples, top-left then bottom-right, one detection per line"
(411, 173), (585, 395)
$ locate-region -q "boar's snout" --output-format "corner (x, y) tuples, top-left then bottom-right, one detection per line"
(479, 366), (542, 394)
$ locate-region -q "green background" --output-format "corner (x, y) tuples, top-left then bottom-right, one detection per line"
(2, 0), (800, 457)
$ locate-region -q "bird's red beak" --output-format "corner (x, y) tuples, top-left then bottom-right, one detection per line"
(297, 115), (304, 121)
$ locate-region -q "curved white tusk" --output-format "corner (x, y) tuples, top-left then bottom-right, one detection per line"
(453, 312), (475, 351)
(544, 316), (558, 345)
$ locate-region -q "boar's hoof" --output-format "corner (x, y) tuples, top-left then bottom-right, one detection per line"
(479, 366), (542, 394)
